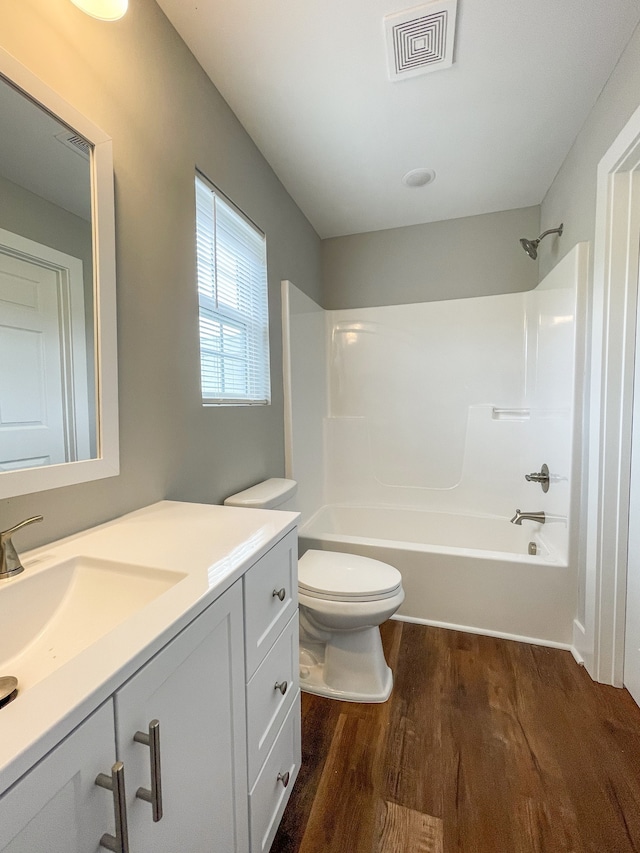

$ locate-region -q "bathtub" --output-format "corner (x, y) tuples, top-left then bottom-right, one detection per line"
(299, 504), (575, 648)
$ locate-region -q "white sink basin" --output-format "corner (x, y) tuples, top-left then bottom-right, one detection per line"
(0, 557), (186, 693)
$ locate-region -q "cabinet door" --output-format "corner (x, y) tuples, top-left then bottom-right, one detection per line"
(0, 701), (116, 853)
(115, 581), (249, 853)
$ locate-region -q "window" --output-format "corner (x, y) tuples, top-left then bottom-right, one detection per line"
(195, 174), (270, 405)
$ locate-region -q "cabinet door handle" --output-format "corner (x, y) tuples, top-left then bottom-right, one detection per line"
(274, 680), (288, 696)
(95, 761), (130, 853)
(277, 771), (290, 788)
(133, 719), (163, 822)
(273, 588), (286, 601)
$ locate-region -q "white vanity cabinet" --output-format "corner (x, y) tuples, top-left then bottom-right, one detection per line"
(0, 508), (300, 853)
(115, 580), (248, 853)
(0, 582), (247, 853)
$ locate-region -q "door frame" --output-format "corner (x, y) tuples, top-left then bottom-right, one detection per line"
(0, 227), (92, 462)
(584, 102), (640, 685)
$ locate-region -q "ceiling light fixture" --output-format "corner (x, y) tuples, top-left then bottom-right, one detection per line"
(70, 0), (128, 21)
(402, 168), (436, 187)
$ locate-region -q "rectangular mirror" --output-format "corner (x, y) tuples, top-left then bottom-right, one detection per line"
(0, 49), (118, 498)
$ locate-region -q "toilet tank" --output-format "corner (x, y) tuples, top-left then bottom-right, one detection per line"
(224, 478), (298, 510)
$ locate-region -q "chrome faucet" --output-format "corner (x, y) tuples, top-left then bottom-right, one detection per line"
(510, 509), (546, 526)
(0, 516), (43, 579)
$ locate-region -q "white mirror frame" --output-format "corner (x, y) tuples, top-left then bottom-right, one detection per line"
(0, 48), (119, 498)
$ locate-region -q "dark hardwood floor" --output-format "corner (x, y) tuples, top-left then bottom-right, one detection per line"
(271, 621), (640, 853)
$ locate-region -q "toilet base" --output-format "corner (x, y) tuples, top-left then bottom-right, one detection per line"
(299, 659), (393, 703)
(298, 625), (394, 704)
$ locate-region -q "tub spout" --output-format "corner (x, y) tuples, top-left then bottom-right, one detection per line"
(510, 509), (545, 525)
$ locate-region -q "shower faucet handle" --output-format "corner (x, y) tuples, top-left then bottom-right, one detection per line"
(524, 464), (550, 493)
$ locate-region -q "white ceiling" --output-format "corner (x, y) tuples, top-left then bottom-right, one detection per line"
(155, 0), (640, 239)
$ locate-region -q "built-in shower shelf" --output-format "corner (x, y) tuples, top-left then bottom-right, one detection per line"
(492, 407), (531, 421)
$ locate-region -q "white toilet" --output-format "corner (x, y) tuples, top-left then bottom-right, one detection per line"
(224, 478), (404, 703)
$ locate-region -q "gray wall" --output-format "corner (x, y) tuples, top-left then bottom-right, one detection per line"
(1, 0), (321, 548)
(321, 206), (540, 309)
(539, 24), (640, 278)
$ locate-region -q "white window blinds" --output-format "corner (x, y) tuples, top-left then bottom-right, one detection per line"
(195, 175), (271, 405)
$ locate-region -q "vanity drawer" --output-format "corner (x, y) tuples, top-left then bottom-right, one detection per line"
(249, 692), (301, 853)
(247, 611), (298, 786)
(244, 529), (297, 678)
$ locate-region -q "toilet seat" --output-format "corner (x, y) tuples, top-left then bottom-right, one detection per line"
(298, 550), (402, 603)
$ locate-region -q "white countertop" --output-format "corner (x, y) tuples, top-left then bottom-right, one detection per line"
(0, 500), (298, 794)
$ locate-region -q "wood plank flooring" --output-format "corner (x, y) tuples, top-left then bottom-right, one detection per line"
(271, 621), (640, 853)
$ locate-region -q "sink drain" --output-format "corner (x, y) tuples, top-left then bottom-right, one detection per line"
(0, 676), (18, 709)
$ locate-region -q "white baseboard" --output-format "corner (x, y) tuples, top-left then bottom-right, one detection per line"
(570, 646), (585, 666)
(571, 618), (586, 666)
(391, 613), (573, 653)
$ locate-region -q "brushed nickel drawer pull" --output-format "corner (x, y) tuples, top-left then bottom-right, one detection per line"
(277, 771), (290, 788)
(273, 588), (286, 602)
(134, 719), (163, 822)
(95, 761), (130, 853)
(274, 680), (288, 696)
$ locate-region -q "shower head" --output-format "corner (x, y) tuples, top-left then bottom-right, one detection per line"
(519, 224), (564, 260)
(520, 237), (539, 259)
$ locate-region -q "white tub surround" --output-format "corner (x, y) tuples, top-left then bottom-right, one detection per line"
(283, 244), (586, 648)
(303, 505), (558, 558)
(281, 281), (326, 514)
(0, 501), (300, 853)
(301, 505), (571, 647)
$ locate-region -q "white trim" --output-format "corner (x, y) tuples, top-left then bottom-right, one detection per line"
(585, 101), (640, 685)
(0, 228), (91, 460)
(391, 612), (574, 653)
(572, 618), (586, 662)
(281, 281), (294, 479)
(571, 646), (585, 667)
(0, 48), (119, 498)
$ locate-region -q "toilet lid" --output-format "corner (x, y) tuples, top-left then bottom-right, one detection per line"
(298, 550), (402, 602)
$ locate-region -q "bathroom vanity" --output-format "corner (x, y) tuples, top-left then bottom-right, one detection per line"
(0, 501), (300, 853)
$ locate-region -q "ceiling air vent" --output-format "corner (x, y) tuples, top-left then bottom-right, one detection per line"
(54, 130), (91, 159)
(384, 0), (458, 82)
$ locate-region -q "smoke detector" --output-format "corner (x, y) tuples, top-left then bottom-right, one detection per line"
(384, 0), (458, 82)
(402, 168), (436, 187)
